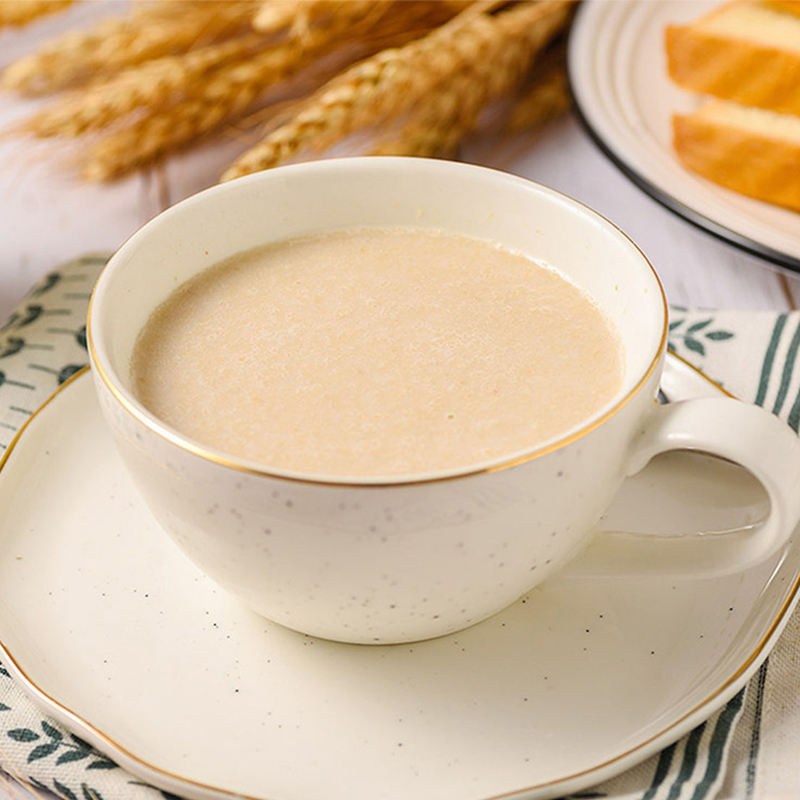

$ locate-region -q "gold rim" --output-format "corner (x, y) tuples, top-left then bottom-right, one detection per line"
(0, 360), (796, 800)
(0, 366), (90, 472)
(667, 349), (735, 398)
(86, 160), (670, 488)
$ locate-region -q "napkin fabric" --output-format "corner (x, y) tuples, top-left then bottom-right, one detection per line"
(0, 256), (798, 800)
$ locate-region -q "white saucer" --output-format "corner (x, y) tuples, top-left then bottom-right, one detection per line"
(0, 363), (797, 800)
(568, 1), (800, 274)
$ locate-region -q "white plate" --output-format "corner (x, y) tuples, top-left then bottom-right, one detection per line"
(0, 363), (798, 800)
(568, 1), (800, 274)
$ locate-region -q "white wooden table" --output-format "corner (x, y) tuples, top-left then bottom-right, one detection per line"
(0, 5), (799, 800)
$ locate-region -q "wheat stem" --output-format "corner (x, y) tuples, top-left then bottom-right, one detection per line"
(222, 0), (573, 181)
(80, 2), (470, 179)
(0, 0), (74, 28)
(507, 53), (569, 134)
(375, 40), (568, 159)
(23, 34), (270, 137)
(1, 1), (259, 95)
(254, 1), (371, 35)
(81, 7), (418, 180)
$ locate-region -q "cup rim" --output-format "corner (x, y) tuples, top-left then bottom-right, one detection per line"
(87, 157), (669, 487)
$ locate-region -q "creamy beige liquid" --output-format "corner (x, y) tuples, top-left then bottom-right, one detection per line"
(131, 228), (623, 477)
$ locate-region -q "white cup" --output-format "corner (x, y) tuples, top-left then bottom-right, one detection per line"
(88, 157), (800, 644)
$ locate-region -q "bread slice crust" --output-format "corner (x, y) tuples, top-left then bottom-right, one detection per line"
(667, 14), (800, 116)
(673, 105), (800, 211)
(762, 0), (800, 18)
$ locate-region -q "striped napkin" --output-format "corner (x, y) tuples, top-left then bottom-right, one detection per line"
(0, 255), (798, 800)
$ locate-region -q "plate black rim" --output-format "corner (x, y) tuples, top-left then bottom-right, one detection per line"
(565, 1), (800, 278)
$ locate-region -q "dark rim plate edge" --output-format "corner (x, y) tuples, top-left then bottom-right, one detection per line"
(566, 2), (800, 277)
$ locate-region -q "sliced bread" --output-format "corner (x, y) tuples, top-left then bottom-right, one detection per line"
(673, 99), (800, 210)
(666, 1), (800, 117)
(762, 0), (800, 17)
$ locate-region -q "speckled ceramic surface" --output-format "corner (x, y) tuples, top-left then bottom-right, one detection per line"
(88, 158), (668, 644)
(87, 158), (800, 644)
(0, 363), (798, 800)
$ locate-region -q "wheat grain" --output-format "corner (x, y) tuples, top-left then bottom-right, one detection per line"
(507, 52), (569, 134)
(22, 1), (411, 137)
(253, 0), (472, 36)
(81, 8), (407, 180)
(80, 2), (470, 179)
(1, 1), (259, 95)
(375, 40), (568, 159)
(82, 50), (320, 180)
(222, 0), (573, 181)
(0, 0), (74, 28)
(254, 1), (370, 35)
(7, 0), (570, 182)
(253, 1), (302, 35)
(373, 119), (462, 160)
(372, 76), (490, 160)
(23, 34), (270, 137)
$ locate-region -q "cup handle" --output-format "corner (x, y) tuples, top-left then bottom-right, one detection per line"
(576, 397), (800, 577)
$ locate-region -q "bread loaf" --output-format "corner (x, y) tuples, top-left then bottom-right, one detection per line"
(666, 1), (800, 118)
(762, 0), (800, 17)
(673, 100), (800, 211)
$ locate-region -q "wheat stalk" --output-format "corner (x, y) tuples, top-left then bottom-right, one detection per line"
(372, 65), (515, 159)
(4, 0), (572, 182)
(81, 51), (322, 181)
(507, 53), (569, 134)
(1, 1), (259, 95)
(79, 2), (470, 180)
(253, 1), (307, 35)
(374, 27), (568, 158)
(253, 0), (471, 35)
(0, 0), (74, 28)
(22, 34), (271, 138)
(80, 5), (420, 180)
(222, 0), (573, 181)
(21, 2), (411, 137)
(375, 44), (569, 158)
(254, 1), (372, 35)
